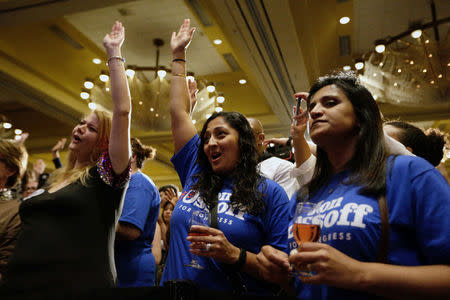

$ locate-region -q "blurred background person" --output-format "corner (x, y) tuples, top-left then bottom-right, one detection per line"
(0, 139), (27, 282)
(115, 137), (161, 287)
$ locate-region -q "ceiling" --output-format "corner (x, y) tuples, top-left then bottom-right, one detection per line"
(0, 0), (449, 189)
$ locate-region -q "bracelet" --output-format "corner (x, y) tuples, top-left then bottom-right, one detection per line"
(106, 56), (126, 66)
(226, 248), (247, 272)
(172, 58), (186, 63)
(172, 73), (186, 77)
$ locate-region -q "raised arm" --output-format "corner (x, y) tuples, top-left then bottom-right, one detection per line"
(170, 19), (197, 153)
(291, 92), (311, 167)
(103, 21), (131, 174)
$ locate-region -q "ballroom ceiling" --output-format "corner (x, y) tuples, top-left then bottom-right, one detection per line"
(0, 0), (449, 188)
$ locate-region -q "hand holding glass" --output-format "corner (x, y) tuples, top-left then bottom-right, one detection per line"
(185, 209), (210, 269)
(292, 201), (321, 276)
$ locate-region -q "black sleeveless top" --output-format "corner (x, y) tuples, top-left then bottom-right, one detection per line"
(3, 154), (129, 294)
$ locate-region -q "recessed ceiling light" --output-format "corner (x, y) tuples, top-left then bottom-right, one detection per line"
(355, 62), (364, 70)
(92, 58), (101, 64)
(217, 96), (225, 103)
(339, 17), (350, 24)
(207, 85), (216, 93)
(375, 44), (385, 53)
(88, 102), (96, 110)
(215, 107), (223, 112)
(126, 69), (135, 78)
(14, 129), (22, 135)
(411, 29), (422, 39)
(239, 79), (247, 84)
(213, 39), (222, 45)
(80, 92), (90, 100)
(84, 80), (94, 89)
(343, 65), (351, 71)
(3, 122), (12, 129)
(99, 74), (109, 82)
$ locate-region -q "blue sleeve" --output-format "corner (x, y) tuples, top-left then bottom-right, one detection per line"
(170, 135), (201, 188)
(389, 156), (450, 265)
(119, 177), (153, 231)
(262, 180), (290, 251)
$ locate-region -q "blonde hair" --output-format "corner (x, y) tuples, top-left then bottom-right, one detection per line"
(48, 110), (112, 189)
(0, 139), (28, 188)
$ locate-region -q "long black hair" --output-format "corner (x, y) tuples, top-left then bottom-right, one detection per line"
(192, 111), (265, 215)
(299, 72), (388, 201)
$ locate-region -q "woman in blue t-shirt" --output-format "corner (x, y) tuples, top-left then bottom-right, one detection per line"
(160, 19), (289, 295)
(258, 73), (450, 299)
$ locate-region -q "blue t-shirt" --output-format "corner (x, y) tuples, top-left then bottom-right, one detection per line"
(287, 155), (450, 299)
(161, 135), (289, 295)
(115, 171), (161, 287)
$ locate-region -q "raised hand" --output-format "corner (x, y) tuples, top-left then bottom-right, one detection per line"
(51, 138), (67, 158)
(263, 137), (289, 147)
(103, 21), (125, 56)
(290, 92), (309, 140)
(171, 19), (196, 56)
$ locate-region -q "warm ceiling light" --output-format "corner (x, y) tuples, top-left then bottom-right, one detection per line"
(84, 80), (94, 89)
(80, 92), (90, 100)
(425, 39), (430, 44)
(423, 69), (427, 73)
(88, 102), (96, 110)
(92, 58), (101, 64)
(343, 65), (351, 71)
(155, 113), (159, 117)
(379, 62), (384, 67)
(397, 68), (402, 73)
(3, 122), (12, 129)
(139, 101), (143, 105)
(394, 82), (398, 87)
(410, 60), (414, 65)
(216, 96), (225, 103)
(14, 135), (21, 141)
(126, 69), (135, 78)
(430, 80), (435, 84)
(105, 87), (110, 92)
(355, 62), (364, 70)
(150, 107), (154, 112)
(428, 54), (433, 58)
(14, 129), (22, 135)
(213, 39), (222, 45)
(192, 119), (197, 124)
(206, 113), (212, 119)
(200, 97), (204, 101)
(373, 73), (377, 77)
(411, 29), (422, 39)
(375, 40), (386, 53)
(206, 84), (216, 93)
(448, 63), (450, 66)
(239, 79), (247, 84)
(99, 74), (109, 82)
(416, 84), (421, 88)
(215, 107), (223, 112)
(438, 74), (443, 78)
(339, 17), (350, 24)
(157, 69), (167, 79)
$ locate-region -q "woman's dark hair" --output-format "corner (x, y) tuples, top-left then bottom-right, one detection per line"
(299, 72), (388, 201)
(159, 184), (179, 194)
(385, 121), (447, 166)
(131, 137), (156, 169)
(192, 111), (265, 215)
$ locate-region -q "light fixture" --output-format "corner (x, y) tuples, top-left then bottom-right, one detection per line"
(126, 69), (136, 78)
(206, 84), (216, 93)
(216, 96), (225, 104)
(375, 40), (386, 53)
(84, 38), (219, 131)
(438, 74), (443, 78)
(80, 91), (90, 100)
(410, 60), (414, 64)
(3, 122), (12, 129)
(430, 80), (435, 84)
(215, 107), (223, 112)
(88, 102), (96, 110)
(206, 113), (212, 119)
(373, 95), (378, 100)
(339, 17), (350, 24)
(84, 79), (94, 89)
(239, 79), (247, 84)
(192, 119), (197, 124)
(99, 72), (109, 82)
(343, 65), (351, 71)
(425, 39), (430, 44)
(411, 29), (422, 39)
(355, 61), (364, 70)
(14, 129), (22, 135)
(422, 69), (427, 73)
(157, 69), (167, 79)
(397, 68), (402, 73)
(373, 73), (377, 77)
(428, 54), (432, 58)
(393, 82), (398, 87)
(92, 58), (101, 64)
(14, 135), (21, 141)
(213, 39), (222, 45)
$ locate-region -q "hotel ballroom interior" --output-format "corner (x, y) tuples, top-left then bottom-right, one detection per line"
(0, 0), (449, 298)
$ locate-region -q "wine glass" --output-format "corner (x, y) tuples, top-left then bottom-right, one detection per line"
(185, 209), (210, 269)
(291, 201), (321, 276)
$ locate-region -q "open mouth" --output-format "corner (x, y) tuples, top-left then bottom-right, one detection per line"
(211, 152), (222, 162)
(73, 135), (81, 142)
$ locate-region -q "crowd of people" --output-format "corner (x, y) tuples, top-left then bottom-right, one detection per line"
(0, 18), (449, 299)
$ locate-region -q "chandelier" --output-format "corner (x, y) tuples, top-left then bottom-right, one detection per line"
(356, 10), (449, 106)
(80, 39), (224, 131)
